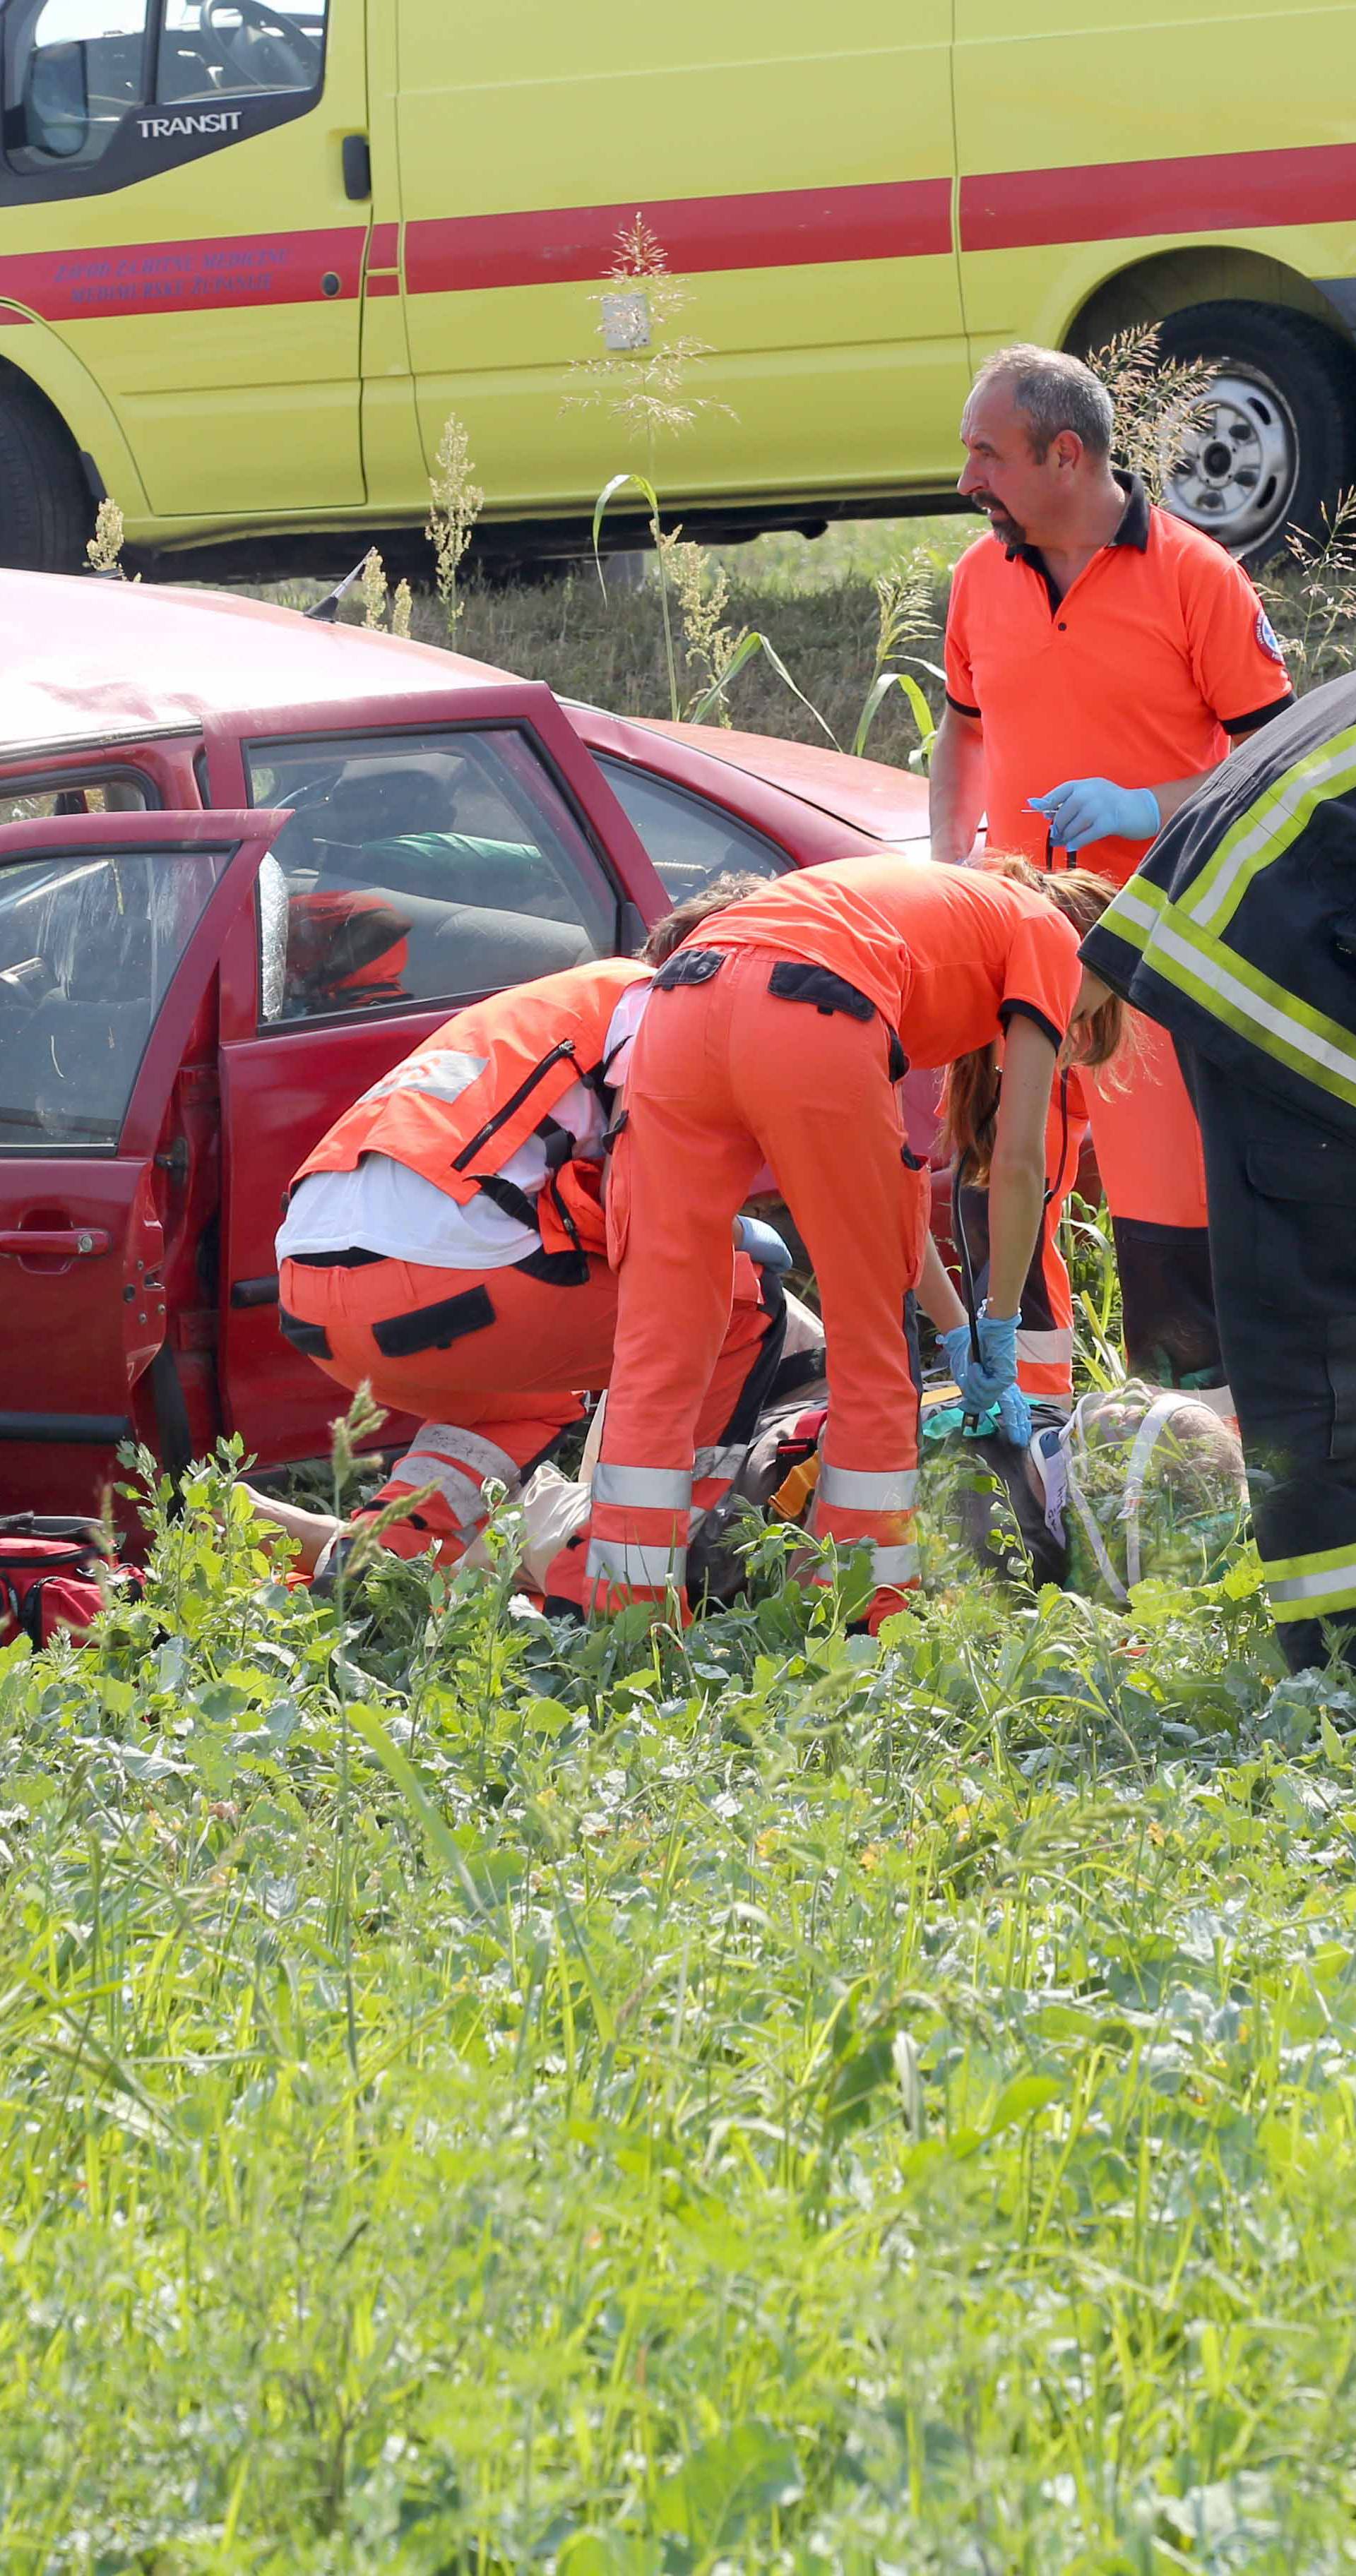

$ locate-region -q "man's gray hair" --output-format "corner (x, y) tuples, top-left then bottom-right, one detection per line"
(970, 344), (1115, 460)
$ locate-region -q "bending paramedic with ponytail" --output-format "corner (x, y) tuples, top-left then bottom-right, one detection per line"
(587, 853), (1124, 1632)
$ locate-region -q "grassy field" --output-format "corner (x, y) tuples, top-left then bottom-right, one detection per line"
(3, 1447), (1356, 2571)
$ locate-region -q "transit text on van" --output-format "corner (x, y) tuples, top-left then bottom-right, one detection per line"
(137, 111), (244, 140)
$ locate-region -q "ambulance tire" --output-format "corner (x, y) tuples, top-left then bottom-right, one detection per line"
(0, 375), (89, 574)
(1155, 302), (1356, 568)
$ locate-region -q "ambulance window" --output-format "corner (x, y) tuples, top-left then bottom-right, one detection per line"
(8, 0), (150, 170)
(158, 1), (326, 105)
(242, 727), (619, 1026)
(595, 757), (792, 900)
(0, 845), (227, 1148)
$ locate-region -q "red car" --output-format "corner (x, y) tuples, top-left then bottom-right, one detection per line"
(0, 571), (953, 1530)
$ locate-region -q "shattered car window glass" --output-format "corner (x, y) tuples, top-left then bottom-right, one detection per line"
(245, 726), (616, 1025)
(0, 847), (225, 1147)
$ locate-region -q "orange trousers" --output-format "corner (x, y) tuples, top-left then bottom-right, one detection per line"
(1085, 1010), (1208, 1228)
(589, 948), (929, 1628)
(278, 1246), (773, 1607)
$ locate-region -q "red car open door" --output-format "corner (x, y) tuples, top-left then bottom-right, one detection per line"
(0, 810), (287, 1523)
(201, 687), (668, 1467)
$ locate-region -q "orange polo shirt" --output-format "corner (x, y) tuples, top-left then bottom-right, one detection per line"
(944, 474), (1293, 886)
(698, 852), (1082, 1065)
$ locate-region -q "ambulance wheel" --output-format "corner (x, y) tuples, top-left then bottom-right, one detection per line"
(1155, 301), (1356, 567)
(0, 374), (89, 573)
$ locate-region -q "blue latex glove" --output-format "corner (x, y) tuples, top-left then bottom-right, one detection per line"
(995, 1383), (1033, 1448)
(939, 1321), (973, 1389)
(958, 1303), (1020, 1417)
(1028, 777), (1160, 853)
(734, 1215), (793, 1275)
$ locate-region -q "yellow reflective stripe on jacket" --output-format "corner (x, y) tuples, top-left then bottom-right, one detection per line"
(1182, 723), (1356, 936)
(1122, 908), (1356, 1111)
(1093, 873), (1167, 959)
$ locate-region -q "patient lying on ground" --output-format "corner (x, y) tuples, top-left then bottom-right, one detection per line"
(927, 1378), (1248, 1601)
(241, 1365), (1247, 1611)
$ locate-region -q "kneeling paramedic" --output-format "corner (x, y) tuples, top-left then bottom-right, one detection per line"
(587, 852), (1125, 1631)
(274, 882), (783, 1611)
(1080, 672), (1356, 1671)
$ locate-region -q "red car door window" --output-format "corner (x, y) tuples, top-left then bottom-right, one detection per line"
(593, 753), (793, 898)
(0, 773), (156, 828)
(242, 724), (624, 1023)
(0, 811), (286, 1525)
(0, 839), (232, 1147)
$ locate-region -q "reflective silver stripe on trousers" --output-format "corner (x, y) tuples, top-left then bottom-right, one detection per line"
(819, 1463), (918, 1513)
(390, 1455), (487, 1530)
(692, 1443), (747, 1486)
(869, 1541), (920, 1586)
(592, 1462), (693, 1510)
(1015, 1327), (1074, 1363)
(585, 1535), (689, 1587)
(413, 1424), (520, 1486)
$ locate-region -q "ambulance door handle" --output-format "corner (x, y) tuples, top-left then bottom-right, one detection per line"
(342, 134), (371, 202)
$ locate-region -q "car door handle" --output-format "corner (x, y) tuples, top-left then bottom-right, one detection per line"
(230, 1274), (280, 1308)
(342, 133), (371, 201)
(0, 1228), (111, 1256)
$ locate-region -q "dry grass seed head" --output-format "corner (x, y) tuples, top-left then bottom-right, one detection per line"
(359, 547), (389, 631)
(1088, 323), (1220, 500)
(564, 214), (733, 440)
(426, 412), (485, 627)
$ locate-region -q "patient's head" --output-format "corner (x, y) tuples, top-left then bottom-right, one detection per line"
(1056, 1381), (1247, 1599)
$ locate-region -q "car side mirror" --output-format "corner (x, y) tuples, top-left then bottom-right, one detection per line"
(23, 39), (90, 160)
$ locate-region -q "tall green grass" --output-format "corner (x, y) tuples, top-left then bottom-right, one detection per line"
(4, 1446), (1356, 2569)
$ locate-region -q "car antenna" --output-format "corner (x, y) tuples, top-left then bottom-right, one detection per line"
(304, 559), (369, 624)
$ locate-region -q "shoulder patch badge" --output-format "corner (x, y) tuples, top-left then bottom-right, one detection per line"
(1255, 607), (1286, 663)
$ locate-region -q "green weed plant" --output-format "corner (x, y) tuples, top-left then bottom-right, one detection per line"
(4, 1430), (1356, 2570)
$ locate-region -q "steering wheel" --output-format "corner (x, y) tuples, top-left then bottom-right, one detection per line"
(200, 0), (321, 90)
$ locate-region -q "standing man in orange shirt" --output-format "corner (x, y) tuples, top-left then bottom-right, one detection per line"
(930, 343), (1294, 1396)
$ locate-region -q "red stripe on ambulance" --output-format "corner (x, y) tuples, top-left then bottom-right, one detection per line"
(0, 140), (1350, 333)
(0, 227), (367, 323)
(961, 138), (1356, 252)
(403, 179), (953, 295)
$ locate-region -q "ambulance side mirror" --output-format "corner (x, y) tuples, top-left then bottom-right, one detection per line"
(23, 38), (90, 161)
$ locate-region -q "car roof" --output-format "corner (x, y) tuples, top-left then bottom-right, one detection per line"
(0, 569), (517, 759)
(619, 715), (931, 840)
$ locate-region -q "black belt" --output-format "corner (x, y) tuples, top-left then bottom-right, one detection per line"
(288, 1246), (388, 1270)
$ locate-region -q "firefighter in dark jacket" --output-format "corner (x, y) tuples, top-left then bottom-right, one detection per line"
(1079, 670), (1356, 1670)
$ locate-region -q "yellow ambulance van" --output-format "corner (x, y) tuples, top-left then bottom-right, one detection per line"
(0, 0), (1353, 575)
